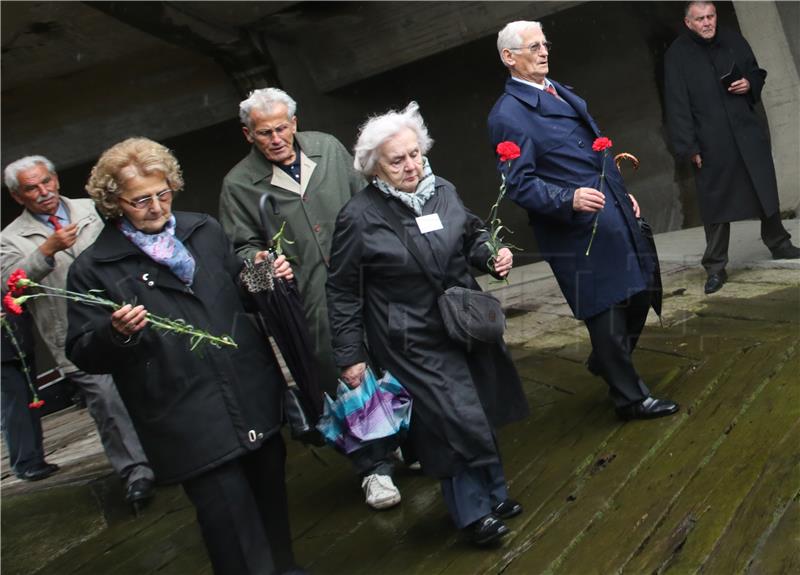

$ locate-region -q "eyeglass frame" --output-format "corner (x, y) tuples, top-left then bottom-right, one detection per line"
(251, 123), (293, 140)
(508, 41), (553, 54)
(118, 188), (173, 210)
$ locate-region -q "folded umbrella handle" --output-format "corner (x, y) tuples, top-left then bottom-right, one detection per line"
(259, 193), (281, 252)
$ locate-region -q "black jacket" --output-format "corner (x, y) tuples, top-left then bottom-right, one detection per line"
(326, 178), (529, 478)
(665, 26), (778, 223)
(65, 212), (285, 484)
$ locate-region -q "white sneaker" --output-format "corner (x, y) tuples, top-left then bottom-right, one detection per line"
(361, 474), (401, 510)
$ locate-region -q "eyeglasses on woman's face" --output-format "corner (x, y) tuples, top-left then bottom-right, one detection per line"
(119, 188), (173, 210)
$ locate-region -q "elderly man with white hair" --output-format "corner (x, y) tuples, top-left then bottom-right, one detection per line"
(219, 88), (407, 511)
(1, 155), (154, 509)
(488, 21), (679, 421)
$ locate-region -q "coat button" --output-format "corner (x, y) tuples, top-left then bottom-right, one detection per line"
(147, 281), (155, 287)
(257, 432), (264, 439)
(578, 139), (584, 148)
(313, 224), (321, 233)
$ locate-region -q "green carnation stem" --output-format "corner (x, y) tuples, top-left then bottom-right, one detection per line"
(15, 282), (236, 349)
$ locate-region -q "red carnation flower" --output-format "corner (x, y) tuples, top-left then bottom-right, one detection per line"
(496, 141), (521, 162)
(3, 293), (23, 315)
(28, 399), (45, 409)
(592, 137), (613, 152)
(7, 269), (29, 297)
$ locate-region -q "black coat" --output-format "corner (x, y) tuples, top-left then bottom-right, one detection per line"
(326, 178), (529, 478)
(65, 212), (285, 484)
(665, 26), (779, 223)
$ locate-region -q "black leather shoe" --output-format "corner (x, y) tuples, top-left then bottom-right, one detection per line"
(467, 514), (509, 545)
(18, 462), (60, 481)
(771, 243), (800, 260)
(492, 499), (523, 519)
(616, 397), (679, 421)
(126, 478), (155, 514)
(704, 271), (727, 294)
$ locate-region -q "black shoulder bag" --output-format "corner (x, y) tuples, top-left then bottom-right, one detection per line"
(366, 187), (506, 351)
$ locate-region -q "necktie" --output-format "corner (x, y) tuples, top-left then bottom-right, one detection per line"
(47, 215), (62, 231)
(545, 84), (561, 100)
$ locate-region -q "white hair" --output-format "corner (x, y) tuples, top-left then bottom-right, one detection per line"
(497, 20), (543, 64)
(4, 155), (56, 192)
(352, 101), (434, 176)
(238, 87), (297, 129)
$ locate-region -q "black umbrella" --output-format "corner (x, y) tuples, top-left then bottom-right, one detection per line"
(638, 217), (663, 318)
(240, 193), (324, 444)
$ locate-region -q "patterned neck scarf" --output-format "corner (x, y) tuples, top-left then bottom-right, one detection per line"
(116, 215), (196, 286)
(373, 156), (436, 216)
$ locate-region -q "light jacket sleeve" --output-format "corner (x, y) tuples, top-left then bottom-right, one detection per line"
(1, 234), (56, 286)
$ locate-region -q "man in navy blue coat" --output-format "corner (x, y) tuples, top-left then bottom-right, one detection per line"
(488, 20), (678, 420)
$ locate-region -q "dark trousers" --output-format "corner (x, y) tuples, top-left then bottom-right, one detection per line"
(1, 361), (45, 476)
(350, 435), (400, 478)
(584, 290), (651, 408)
(440, 463), (509, 529)
(702, 212), (791, 275)
(182, 434), (295, 575)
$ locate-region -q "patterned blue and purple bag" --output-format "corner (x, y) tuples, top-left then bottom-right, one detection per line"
(316, 367), (412, 454)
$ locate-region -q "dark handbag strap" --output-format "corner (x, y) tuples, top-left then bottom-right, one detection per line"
(366, 186), (446, 295)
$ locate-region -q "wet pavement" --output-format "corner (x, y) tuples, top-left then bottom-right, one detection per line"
(2, 220), (798, 575)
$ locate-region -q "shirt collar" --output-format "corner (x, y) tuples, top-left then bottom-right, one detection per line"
(511, 75), (552, 91)
(32, 200), (69, 228)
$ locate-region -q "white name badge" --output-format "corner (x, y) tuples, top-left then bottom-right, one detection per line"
(416, 213), (444, 234)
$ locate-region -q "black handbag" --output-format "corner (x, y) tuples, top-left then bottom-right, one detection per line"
(367, 187), (506, 351)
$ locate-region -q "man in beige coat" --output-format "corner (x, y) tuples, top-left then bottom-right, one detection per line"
(2, 155), (154, 510)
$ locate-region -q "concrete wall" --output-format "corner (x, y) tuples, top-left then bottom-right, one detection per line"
(734, 1), (800, 215)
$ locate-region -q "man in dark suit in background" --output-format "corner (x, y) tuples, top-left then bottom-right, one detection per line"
(664, 1), (799, 295)
(1, 306), (59, 481)
(487, 20), (678, 421)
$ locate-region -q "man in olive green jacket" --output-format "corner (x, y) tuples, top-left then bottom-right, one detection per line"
(220, 88), (404, 511)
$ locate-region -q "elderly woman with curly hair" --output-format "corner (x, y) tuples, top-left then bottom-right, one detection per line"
(326, 103), (530, 546)
(65, 137), (303, 575)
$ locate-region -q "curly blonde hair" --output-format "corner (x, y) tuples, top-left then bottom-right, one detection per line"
(86, 137), (184, 218)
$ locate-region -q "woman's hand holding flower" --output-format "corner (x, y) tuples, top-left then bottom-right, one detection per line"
(492, 247), (514, 278)
(573, 187), (605, 213)
(111, 304), (148, 338)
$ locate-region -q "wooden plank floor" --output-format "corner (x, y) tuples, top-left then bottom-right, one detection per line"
(2, 286), (798, 575)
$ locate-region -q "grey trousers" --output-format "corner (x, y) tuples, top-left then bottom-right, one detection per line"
(702, 212), (791, 275)
(67, 370), (153, 485)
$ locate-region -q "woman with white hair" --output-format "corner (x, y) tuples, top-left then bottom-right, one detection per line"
(326, 102), (530, 545)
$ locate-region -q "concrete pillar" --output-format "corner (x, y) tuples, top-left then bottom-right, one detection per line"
(733, 1), (800, 214)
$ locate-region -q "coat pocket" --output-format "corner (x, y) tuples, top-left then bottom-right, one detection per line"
(387, 303), (410, 351)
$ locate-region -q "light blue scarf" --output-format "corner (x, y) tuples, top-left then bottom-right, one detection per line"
(373, 157), (436, 216)
(116, 215), (196, 286)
